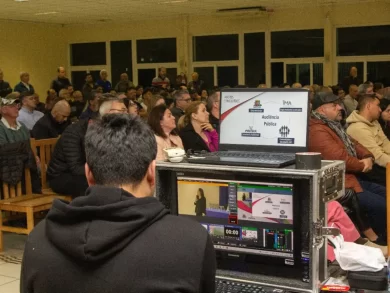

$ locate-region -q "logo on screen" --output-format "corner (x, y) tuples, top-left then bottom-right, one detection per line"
(254, 100), (262, 108)
(279, 126), (290, 138)
(283, 100), (292, 106)
(242, 126), (261, 137)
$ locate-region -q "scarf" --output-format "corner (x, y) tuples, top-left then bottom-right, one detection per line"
(312, 111), (357, 157)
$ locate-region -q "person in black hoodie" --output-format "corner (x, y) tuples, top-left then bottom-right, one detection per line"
(21, 113), (216, 293)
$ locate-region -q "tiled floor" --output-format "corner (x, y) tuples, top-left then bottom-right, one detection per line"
(0, 233), (26, 293)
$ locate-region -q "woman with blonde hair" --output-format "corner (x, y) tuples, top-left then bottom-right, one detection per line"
(178, 101), (218, 152)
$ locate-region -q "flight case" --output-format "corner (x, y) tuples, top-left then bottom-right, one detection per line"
(156, 160), (345, 293)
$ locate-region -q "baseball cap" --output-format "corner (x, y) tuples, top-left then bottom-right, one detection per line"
(1, 93), (20, 106)
(312, 92), (341, 111)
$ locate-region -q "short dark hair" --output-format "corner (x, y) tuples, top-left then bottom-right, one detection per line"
(357, 93), (378, 111)
(19, 91), (33, 103)
(85, 114), (157, 186)
(136, 85), (143, 90)
(173, 89), (189, 101)
(126, 87), (136, 92)
(206, 90), (220, 112)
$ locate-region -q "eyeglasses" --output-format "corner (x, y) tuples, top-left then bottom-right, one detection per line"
(181, 98), (191, 103)
(109, 108), (128, 113)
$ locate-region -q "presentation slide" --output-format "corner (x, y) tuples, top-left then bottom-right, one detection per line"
(219, 91), (309, 147)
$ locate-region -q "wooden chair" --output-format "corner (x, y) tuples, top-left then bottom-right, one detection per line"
(0, 168), (71, 251)
(30, 137), (59, 194)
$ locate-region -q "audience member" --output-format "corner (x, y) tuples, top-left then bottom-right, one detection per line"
(280, 83), (290, 88)
(178, 101), (219, 153)
(0, 94), (29, 144)
(327, 201), (387, 261)
(14, 72), (35, 95)
(148, 95), (165, 111)
(152, 67), (170, 88)
(201, 89), (208, 101)
(95, 69), (112, 93)
(171, 89), (191, 125)
(46, 97), (128, 199)
(21, 113), (215, 293)
(59, 88), (71, 101)
(79, 91), (100, 120)
(379, 98), (390, 140)
(138, 87), (152, 106)
(148, 104), (183, 161)
(346, 94), (390, 186)
(125, 87), (137, 101)
(114, 73), (134, 93)
(32, 100), (71, 139)
(126, 100), (140, 116)
(188, 72), (205, 94)
(17, 92), (44, 130)
(135, 85), (143, 99)
(206, 91), (220, 134)
(358, 83), (374, 95)
(342, 66), (362, 93)
(69, 91), (85, 121)
(164, 97), (175, 110)
(257, 84), (268, 89)
(309, 92), (386, 241)
(0, 69), (12, 98)
(51, 67), (71, 94)
(190, 90), (201, 102)
(343, 84), (359, 115)
(374, 82), (384, 93)
(67, 85), (74, 99)
(0, 94), (41, 194)
(34, 94), (45, 113)
(82, 73), (95, 101)
(292, 82), (302, 89)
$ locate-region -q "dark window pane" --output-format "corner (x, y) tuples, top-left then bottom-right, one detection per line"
(71, 71), (100, 91)
(338, 62), (364, 85)
(110, 40), (132, 86)
(166, 68), (177, 88)
(271, 29), (324, 58)
(286, 64), (310, 86)
(138, 69), (156, 87)
(337, 26), (390, 56)
(244, 32), (265, 87)
(194, 67), (214, 89)
(217, 66), (238, 87)
(313, 63), (323, 85)
(137, 38), (176, 63)
(367, 62), (390, 87)
(193, 35), (239, 61)
(271, 62), (284, 87)
(71, 42), (106, 66)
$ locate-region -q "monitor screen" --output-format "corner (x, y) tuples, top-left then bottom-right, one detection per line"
(219, 90), (309, 148)
(177, 177), (294, 259)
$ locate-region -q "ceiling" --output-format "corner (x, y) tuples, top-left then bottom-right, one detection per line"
(1, 0), (385, 25)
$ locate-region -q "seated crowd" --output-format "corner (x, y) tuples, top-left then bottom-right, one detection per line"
(0, 64), (389, 291)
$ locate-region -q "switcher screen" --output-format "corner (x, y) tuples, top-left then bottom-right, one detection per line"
(177, 177), (294, 258)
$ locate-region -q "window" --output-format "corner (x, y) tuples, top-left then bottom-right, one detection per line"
(337, 62), (364, 85)
(71, 42), (106, 66)
(217, 66), (238, 87)
(110, 41), (132, 86)
(193, 34), (239, 62)
(194, 67), (214, 89)
(137, 38), (177, 63)
(271, 29), (324, 58)
(166, 68), (177, 87)
(286, 64), (310, 86)
(244, 32), (265, 87)
(337, 25), (390, 56)
(271, 62), (284, 87)
(313, 63), (324, 85)
(71, 70), (100, 91)
(137, 69), (156, 87)
(367, 61), (390, 87)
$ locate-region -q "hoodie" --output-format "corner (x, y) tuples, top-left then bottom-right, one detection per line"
(21, 186), (216, 293)
(346, 110), (390, 168)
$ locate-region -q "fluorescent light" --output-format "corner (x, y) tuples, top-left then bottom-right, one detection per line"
(158, 0), (188, 4)
(14, 0), (29, 2)
(35, 11), (59, 15)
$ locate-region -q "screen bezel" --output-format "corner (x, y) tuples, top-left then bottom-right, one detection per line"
(219, 88), (310, 153)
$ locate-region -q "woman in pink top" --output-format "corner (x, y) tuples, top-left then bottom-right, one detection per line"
(178, 101), (218, 153)
(148, 105), (184, 161)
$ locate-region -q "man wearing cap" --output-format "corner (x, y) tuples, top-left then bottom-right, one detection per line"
(309, 91), (387, 242)
(17, 92), (44, 131)
(0, 93), (29, 144)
